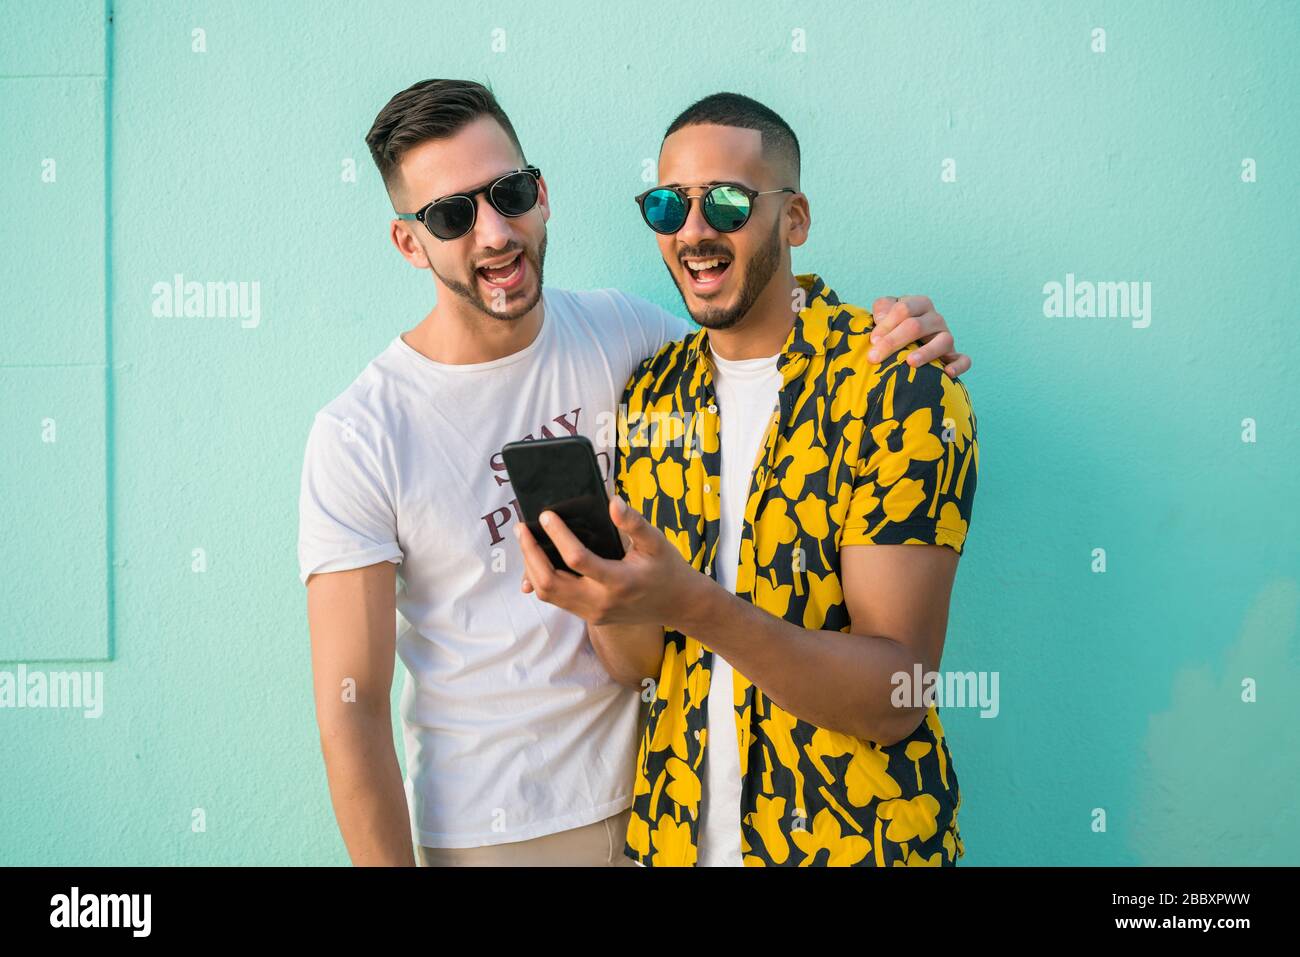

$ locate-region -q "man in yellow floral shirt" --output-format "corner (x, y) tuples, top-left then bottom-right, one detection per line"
(516, 93), (977, 866)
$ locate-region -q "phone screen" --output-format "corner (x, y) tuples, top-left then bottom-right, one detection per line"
(501, 436), (625, 575)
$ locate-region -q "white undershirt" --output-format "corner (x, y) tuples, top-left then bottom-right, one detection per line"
(696, 349), (783, 866)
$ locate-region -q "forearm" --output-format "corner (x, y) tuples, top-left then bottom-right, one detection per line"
(318, 712), (415, 866)
(588, 622), (665, 689)
(672, 577), (928, 745)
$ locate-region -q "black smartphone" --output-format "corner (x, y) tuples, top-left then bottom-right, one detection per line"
(501, 435), (625, 575)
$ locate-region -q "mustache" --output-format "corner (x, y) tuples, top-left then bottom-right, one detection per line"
(473, 243), (527, 269)
(677, 244), (733, 263)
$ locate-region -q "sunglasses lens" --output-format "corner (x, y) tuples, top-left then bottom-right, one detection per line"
(425, 197), (475, 240)
(641, 188), (687, 233)
(492, 171), (540, 217)
(704, 185), (751, 231)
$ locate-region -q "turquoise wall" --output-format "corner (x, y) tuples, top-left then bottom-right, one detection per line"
(2, 0), (1296, 865)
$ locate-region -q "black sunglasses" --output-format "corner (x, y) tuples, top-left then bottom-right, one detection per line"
(398, 166), (542, 241)
(634, 181), (795, 234)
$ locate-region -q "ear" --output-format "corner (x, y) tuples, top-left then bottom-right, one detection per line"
(536, 171), (552, 225)
(786, 192), (811, 248)
(385, 163), (432, 268)
(390, 219), (432, 269)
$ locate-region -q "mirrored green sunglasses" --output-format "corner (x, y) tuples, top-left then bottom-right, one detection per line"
(634, 182), (795, 234)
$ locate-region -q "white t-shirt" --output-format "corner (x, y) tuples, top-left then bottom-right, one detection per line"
(298, 287), (688, 848)
(696, 349), (784, 867)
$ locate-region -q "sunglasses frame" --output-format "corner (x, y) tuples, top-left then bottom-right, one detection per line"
(397, 166), (542, 241)
(634, 181), (796, 234)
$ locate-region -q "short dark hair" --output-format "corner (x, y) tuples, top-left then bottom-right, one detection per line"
(663, 92), (800, 183)
(365, 79), (525, 193)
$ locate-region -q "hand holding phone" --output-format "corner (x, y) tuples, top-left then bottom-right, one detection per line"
(501, 436), (624, 575)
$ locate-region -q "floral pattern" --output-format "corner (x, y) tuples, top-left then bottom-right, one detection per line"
(617, 274), (978, 866)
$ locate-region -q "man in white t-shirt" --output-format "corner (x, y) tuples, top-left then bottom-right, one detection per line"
(300, 79), (969, 866)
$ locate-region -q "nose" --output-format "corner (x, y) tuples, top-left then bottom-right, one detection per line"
(471, 192), (514, 252)
(674, 190), (720, 250)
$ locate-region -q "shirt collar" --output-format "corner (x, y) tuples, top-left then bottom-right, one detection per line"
(683, 273), (840, 368)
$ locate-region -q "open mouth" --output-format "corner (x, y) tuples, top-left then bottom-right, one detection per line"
(682, 255), (732, 290)
(476, 250), (525, 290)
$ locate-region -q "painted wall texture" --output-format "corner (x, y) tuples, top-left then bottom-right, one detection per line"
(1, 0), (1297, 865)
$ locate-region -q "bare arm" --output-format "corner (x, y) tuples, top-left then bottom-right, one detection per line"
(307, 561), (414, 866)
(585, 622), (665, 690)
(518, 501), (666, 689)
(516, 497), (960, 746)
(671, 544), (958, 745)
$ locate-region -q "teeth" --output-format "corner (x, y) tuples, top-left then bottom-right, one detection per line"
(685, 258), (728, 272)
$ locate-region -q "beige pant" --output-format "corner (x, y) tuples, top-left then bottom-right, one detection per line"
(418, 807), (638, 867)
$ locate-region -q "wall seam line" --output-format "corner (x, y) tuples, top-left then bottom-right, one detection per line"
(104, 0), (116, 662)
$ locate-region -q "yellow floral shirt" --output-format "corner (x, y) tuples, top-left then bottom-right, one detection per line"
(616, 274), (978, 866)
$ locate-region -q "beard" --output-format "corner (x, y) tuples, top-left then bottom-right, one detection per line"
(667, 216), (781, 331)
(432, 232), (547, 322)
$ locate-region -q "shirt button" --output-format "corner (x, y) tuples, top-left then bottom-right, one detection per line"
(704, 483), (712, 493)
(707, 403), (718, 414)
(704, 565), (712, 576)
